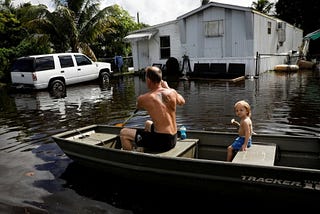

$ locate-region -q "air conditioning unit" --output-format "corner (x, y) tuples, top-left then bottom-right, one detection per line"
(277, 21), (286, 30)
(276, 21), (286, 44)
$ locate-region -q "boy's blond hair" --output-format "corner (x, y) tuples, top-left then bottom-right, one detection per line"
(234, 100), (251, 117)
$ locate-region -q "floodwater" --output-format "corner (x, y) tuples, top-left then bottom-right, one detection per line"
(0, 69), (320, 213)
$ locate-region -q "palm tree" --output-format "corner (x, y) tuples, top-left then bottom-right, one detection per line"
(0, 0), (15, 12)
(50, 0), (116, 61)
(201, 0), (210, 6)
(24, 0), (116, 60)
(252, 0), (274, 14)
(14, 3), (69, 52)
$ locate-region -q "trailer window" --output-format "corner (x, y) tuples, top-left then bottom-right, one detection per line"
(268, 21), (271, 34)
(204, 20), (224, 37)
(160, 36), (170, 59)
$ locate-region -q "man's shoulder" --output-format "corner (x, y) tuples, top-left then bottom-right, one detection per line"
(138, 91), (153, 100)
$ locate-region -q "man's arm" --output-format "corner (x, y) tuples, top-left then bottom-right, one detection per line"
(161, 80), (185, 106)
(176, 92), (185, 106)
(136, 94), (147, 110)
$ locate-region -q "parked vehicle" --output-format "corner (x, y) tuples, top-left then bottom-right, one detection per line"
(52, 124), (320, 205)
(10, 53), (112, 95)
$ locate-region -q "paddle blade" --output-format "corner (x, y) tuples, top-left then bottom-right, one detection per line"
(115, 123), (124, 127)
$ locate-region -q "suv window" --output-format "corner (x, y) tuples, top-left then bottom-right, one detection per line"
(35, 56), (54, 71)
(59, 55), (74, 68)
(11, 58), (34, 72)
(75, 55), (92, 66)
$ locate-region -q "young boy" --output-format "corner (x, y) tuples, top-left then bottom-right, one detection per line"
(227, 100), (253, 161)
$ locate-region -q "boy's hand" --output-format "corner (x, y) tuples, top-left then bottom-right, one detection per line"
(231, 118), (240, 126)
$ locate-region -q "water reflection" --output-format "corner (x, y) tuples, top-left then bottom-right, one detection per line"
(14, 83), (113, 116)
(252, 70), (320, 136)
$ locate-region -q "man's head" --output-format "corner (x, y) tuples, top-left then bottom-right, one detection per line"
(145, 66), (162, 83)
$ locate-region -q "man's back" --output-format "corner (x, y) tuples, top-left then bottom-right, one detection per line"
(138, 86), (178, 134)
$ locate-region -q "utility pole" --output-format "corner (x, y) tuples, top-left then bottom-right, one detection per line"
(137, 12), (140, 24)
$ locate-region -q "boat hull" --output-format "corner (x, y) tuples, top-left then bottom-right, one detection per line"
(52, 125), (320, 203)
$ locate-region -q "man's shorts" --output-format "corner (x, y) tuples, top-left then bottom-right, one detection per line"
(135, 125), (177, 152)
(231, 136), (252, 150)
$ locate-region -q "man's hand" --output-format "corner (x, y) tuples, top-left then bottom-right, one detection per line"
(161, 80), (169, 89)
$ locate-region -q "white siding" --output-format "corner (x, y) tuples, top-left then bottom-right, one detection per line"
(253, 12), (303, 75)
(203, 7), (225, 58)
(150, 22), (182, 65)
(229, 10), (252, 57)
(184, 16), (199, 58)
(253, 13), (278, 55)
(132, 41), (149, 71)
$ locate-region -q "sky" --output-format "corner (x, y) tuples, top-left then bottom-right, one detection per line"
(13, 0), (263, 25)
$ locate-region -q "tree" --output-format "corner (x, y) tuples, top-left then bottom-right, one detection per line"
(21, 4), (78, 53)
(0, 0), (15, 12)
(0, 3), (51, 82)
(201, 0), (210, 6)
(275, 0), (320, 35)
(251, 0), (274, 14)
(0, 0), (145, 83)
(92, 4), (145, 58)
(46, 0), (118, 61)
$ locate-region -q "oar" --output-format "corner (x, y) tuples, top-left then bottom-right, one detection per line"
(115, 109), (139, 127)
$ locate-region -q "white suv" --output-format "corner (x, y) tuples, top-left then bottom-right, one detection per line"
(10, 53), (112, 94)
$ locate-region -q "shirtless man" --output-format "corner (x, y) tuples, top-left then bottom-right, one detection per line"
(120, 66), (185, 152)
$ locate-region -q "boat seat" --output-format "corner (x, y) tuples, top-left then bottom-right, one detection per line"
(155, 138), (199, 158)
(67, 130), (118, 146)
(232, 143), (277, 166)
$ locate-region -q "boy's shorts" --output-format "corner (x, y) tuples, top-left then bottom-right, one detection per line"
(231, 136), (252, 150)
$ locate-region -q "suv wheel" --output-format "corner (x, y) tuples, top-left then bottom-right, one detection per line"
(99, 72), (110, 88)
(49, 79), (66, 98)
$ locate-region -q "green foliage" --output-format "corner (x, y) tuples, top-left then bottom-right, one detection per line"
(0, 11), (25, 48)
(45, 0), (122, 61)
(252, 0), (274, 14)
(0, 9), (51, 83)
(0, 36), (52, 83)
(275, 0), (320, 35)
(0, 48), (14, 82)
(92, 4), (146, 58)
(201, 0), (210, 6)
(0, 0), (147, 84)
(93, 4), (147, 58)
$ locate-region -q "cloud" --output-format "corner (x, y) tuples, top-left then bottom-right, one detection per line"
(13, 0), (55, 11)
(13, 0), (257, 25)
(102, 0), (200, 25)
(101, 0), (256, 25)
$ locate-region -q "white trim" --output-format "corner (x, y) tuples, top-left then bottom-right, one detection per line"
(124, 32), (156, 41)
